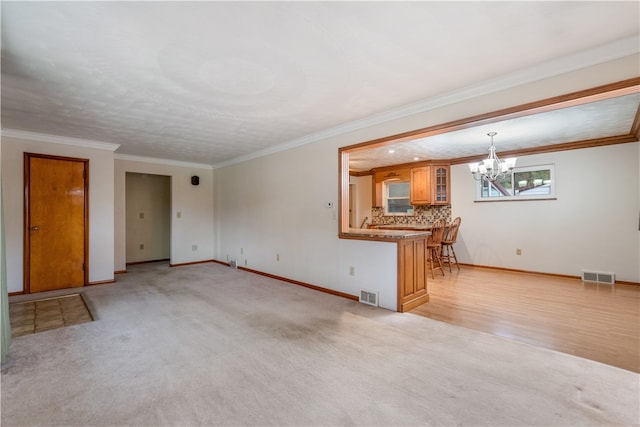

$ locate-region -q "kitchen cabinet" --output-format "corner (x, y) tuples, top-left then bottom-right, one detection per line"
(410, 167), (431, 205)
(410, 164), (450, 206)
(398, 235), (429, 312)
(372, 168), (411, 207)
(431, 164), (450, 205)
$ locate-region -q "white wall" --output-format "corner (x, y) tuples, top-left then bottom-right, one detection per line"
(1, 135), (116, 292)
(213, 142), (398, 310)
(125, 172), (171, 263)
(114, 157), (214, 271)
(213, 54), (640, 311)
(451, 142), (640, 282)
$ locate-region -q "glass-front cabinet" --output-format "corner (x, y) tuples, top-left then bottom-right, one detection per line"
(432, 165), (450, 205)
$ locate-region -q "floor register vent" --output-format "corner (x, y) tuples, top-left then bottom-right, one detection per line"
(359, 290), (379, 307)
(581, 270), (615, 285)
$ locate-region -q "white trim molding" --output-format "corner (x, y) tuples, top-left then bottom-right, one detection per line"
(1, 129), (121, 151)
(115, 153), (213, 170)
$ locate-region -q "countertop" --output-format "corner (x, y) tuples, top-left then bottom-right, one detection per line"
(368, 224), (432, 230)
(341, 228), (431, 240)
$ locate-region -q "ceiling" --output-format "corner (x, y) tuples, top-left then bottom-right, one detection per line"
(1, 2), (639, 167)
(348, 91), (640, 171)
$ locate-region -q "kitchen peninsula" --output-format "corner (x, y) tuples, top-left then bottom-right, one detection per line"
(340, 228), (431, 312)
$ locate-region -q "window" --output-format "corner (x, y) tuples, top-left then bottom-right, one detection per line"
(477, 164), (555, 201)
(384, 181), (413, 214)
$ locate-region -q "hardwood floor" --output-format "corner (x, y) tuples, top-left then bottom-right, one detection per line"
(411, 266), (640, 373)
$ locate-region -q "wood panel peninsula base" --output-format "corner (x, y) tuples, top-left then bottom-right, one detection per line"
(340, 229), (431, 312)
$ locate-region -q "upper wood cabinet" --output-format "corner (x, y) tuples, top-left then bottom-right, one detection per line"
(410, 167), (431, 205)
(372, 168), (411, 207)
(409, 164), (450, 206)
(431, 164), (450, 205)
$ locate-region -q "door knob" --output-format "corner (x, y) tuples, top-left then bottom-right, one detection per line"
(31, 226), (40, 231)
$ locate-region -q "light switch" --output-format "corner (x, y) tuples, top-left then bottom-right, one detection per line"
(176, 211), (182, 219)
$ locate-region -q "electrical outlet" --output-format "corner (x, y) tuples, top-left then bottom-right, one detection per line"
(139, 244), (144, 250)
(241, 248), (244, 254)
(244, 259), (247, 266)
(176, 211), (182, 219)
(349, 266), (355, 276)
(192, 244), (198, 251)
(276, 253), (280, 262)
(139, 212), (144, 219)
(516, 248), (522, 255)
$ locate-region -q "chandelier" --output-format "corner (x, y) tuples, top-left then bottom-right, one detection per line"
(468, 132), (517, 182)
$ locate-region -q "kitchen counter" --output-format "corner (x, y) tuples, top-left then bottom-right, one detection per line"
(368, 224), (432, 231)
(339, 227), (431, 312)
(341, 228), (431, 240)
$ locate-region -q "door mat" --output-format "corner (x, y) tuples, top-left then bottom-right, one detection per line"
(9, 293), (93, 337)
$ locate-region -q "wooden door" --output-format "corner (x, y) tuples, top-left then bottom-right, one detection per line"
(24, 154), (88, 293)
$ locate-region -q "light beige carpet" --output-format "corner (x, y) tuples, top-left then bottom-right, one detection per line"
(2, 262), (638, 426)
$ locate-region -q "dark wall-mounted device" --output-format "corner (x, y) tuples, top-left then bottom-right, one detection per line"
(191, 175), (199, 186)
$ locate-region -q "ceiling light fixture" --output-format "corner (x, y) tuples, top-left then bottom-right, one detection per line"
(468, 132), (516, 182)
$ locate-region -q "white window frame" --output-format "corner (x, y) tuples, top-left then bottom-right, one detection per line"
(384, 181), (414, 215)
(475, 164), (556, 202)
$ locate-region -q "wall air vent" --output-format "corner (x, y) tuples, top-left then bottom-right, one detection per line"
(581, 270), (615, 285)
(229, 260), (238, 269)
(359, 290), (379, 307)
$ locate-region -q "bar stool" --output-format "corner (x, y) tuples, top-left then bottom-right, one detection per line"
(426, 218), (446, 279)
(441, 217), (461, 272)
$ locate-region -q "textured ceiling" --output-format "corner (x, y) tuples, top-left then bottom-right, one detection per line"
(349, 93), (640, 170)
(1, 1), (639, 167)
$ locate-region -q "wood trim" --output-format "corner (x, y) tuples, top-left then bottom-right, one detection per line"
(126, 258), (170, 266)
(631, 102), (640, 140)
(401, 293), (430, 312)
(238, 266), (359, 301)
(9, 291), (24, 296)
(86, 279), (115, 286)
(349, 170), (372, 177)
(23, 153), (90, 294)
(458, 263), (640, 286)
(612, 280), (640, 286)
(450, 134), (638, 165)
(114, 270), (127, 275)
(212, 260), (230, 266)
(339, 150), (350, 234)
(169, 259), (215, 268)
(339, 78), (640, 154)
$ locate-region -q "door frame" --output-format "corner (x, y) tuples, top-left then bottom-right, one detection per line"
(23, 153), (90, 293)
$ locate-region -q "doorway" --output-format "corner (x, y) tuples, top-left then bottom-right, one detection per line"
(125, 173), (171, 265)
(24, 153), (88, 293)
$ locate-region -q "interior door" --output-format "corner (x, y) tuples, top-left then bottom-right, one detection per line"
(25, 154), (88, 293)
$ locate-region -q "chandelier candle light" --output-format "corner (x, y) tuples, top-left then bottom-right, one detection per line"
(468, 132), (517, 182)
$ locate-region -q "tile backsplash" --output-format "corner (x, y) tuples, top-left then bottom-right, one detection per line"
(371, 205), (451, 225)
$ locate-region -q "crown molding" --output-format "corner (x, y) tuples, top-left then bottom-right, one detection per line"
(115, 153), (213, 170)
(1, 128), (120, 151)
(213, 36), (640, 169)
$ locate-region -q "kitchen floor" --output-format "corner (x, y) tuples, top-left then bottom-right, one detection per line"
(9, 294), (93, 337)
